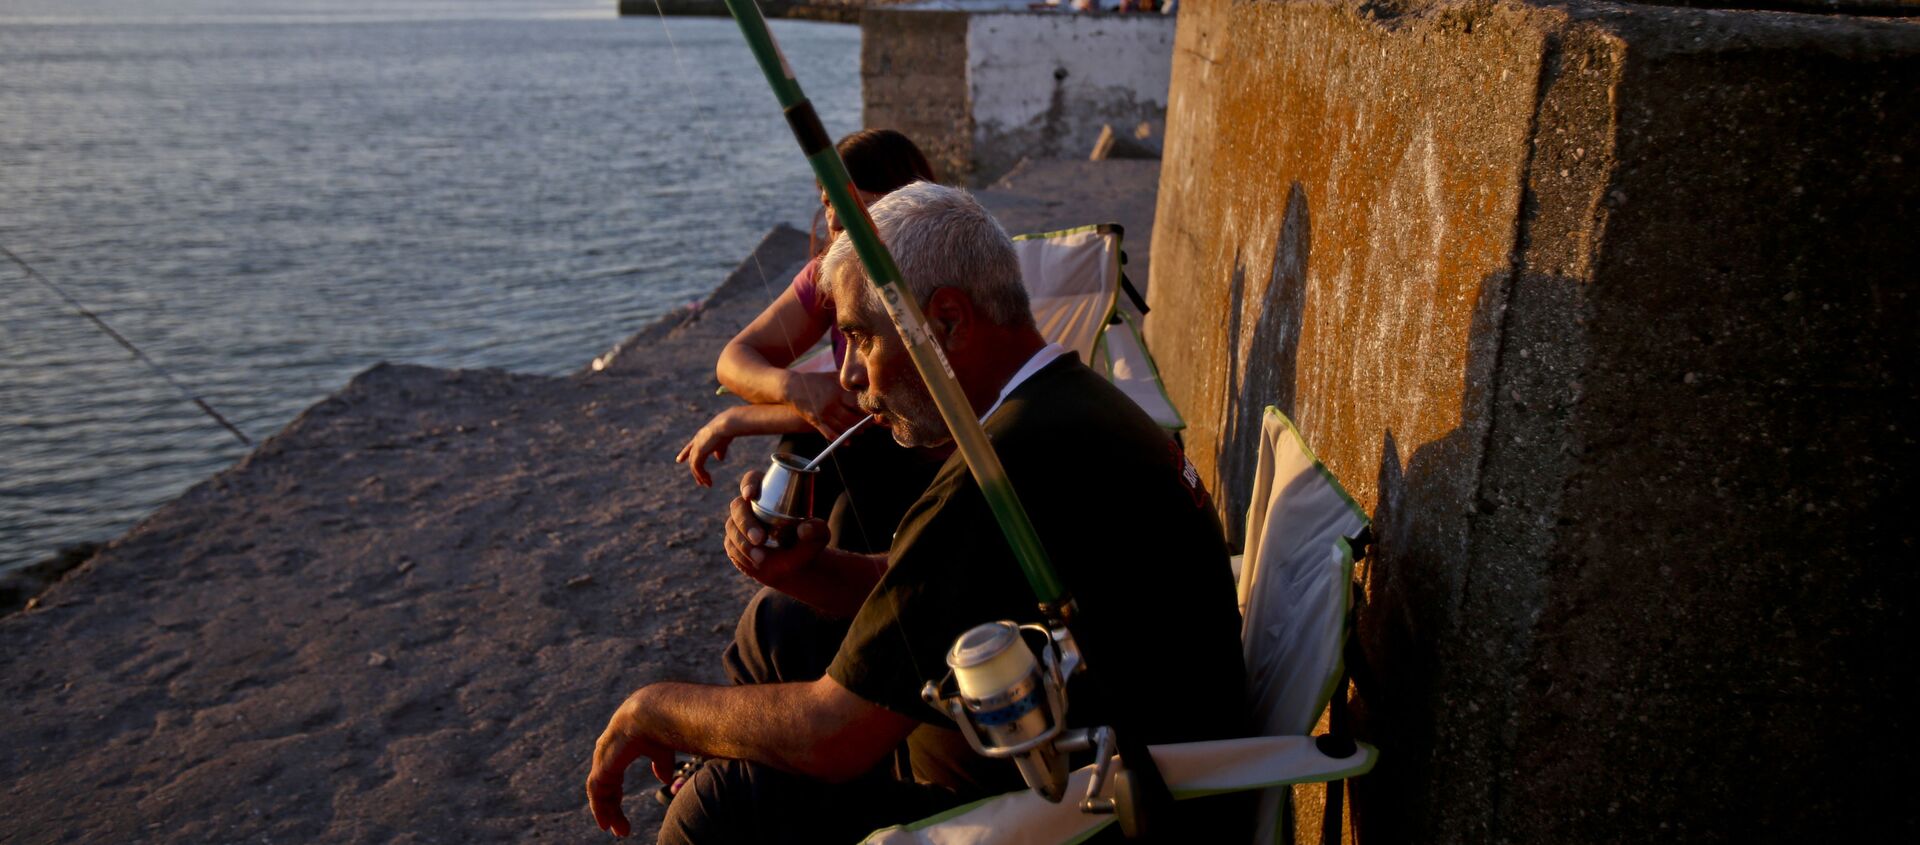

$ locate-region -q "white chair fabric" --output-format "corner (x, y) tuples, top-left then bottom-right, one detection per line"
(1087, 294), (1183, 431)
(1015, 224), (1183, 430)
(1237, 408), (1371, 843)
(1010, 225), (1122, 363)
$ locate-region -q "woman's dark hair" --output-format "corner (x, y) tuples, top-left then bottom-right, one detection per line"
(838, 129), (937, 194)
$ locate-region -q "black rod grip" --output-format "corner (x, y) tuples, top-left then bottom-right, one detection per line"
(783, 100), (832, 157)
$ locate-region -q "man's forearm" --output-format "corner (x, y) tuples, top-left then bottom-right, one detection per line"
(622, 680), (897, 784)
(769, 548), (887, 619)
(625, 682), (811, 774)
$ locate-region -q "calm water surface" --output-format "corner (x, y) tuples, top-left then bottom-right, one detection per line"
(0, 0), (860, 573)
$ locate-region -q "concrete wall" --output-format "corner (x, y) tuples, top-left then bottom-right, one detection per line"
(864, 10), (1175, 183)
(1146, 0), (1919, 841)
(863, 9), (976, 182)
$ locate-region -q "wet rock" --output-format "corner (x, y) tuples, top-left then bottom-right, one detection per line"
(0, 543), (101, 616)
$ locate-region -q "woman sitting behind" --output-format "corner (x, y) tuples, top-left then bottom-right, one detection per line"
(677, 129), (942, 554)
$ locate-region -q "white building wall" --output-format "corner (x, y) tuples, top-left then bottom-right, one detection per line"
(963, 13), (1175, 181)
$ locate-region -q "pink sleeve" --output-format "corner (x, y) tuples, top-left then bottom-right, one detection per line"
(790, 257), (825, 317)
(790, 255), (848, 369)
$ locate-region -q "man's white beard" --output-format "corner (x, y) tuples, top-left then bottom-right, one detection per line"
(885, 383), (952, 450)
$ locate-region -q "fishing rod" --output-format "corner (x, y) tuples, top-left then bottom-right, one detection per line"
(717, 1), (1171, 835)
(1, 244), (254, 447)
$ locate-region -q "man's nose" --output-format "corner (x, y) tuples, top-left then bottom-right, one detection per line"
(839, 349), (867, 395)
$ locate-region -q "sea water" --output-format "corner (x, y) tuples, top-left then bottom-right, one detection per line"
(0, 0), (860, 574)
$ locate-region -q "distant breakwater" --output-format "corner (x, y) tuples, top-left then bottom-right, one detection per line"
(617, 0), (902, 24)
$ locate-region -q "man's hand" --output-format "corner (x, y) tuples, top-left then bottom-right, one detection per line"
(583, 678), (922, 837)
(726, 470), (829, 589)
(586, 691), (677, 838)
(786, 371), (865, 438)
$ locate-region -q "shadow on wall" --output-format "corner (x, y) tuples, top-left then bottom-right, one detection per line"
(1346, 264), (1576, 843)
(1218, 182), (1311, 550)
(1210, 179), (1581, 842)
(1351, 421), (1468, 842)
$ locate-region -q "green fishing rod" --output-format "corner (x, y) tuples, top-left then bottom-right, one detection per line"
(718, 1), (1173, 835)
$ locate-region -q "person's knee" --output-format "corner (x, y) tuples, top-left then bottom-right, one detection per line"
(657, 759), (752, 845)
(660, 757), (932, 845)
(725, 587), (847, 686)
(722, 587), (782, 685)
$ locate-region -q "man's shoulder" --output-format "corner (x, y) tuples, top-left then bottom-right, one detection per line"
(991, 357), (1149, 438)
(989, 359), (1180, 472)
(986, 358), (1213, 512)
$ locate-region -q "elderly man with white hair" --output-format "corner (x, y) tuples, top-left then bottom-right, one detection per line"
(587, 182), (1251, 844)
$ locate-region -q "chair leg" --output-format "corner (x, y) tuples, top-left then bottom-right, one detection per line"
(1318, 664), (1356, 844)
(1320, 778), (1345, 845)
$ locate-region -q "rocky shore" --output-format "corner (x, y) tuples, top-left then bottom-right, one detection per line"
(0, 159), (1158, 843)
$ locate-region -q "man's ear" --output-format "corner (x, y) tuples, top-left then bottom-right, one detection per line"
(923, 287), (976, 351)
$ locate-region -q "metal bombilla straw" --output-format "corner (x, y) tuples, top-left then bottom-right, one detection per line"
(803, 415), (873, 472)
(716, 0), (1173, 835)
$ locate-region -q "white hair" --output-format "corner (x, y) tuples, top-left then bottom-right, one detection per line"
(819, 182), (1033, 332)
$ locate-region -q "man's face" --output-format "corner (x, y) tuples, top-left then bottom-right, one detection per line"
(834, 275), (951, 449)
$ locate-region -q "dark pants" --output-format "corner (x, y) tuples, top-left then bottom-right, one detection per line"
(658, 589), (964, 845)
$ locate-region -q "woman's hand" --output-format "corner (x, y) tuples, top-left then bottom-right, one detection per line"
(675, 418), (735, 488)
(785, 371), (865, 438)
(675, 405), (820, 487)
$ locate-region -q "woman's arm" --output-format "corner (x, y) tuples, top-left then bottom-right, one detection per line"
(716, 283), (864, 437)
(716, 284), (829, 404)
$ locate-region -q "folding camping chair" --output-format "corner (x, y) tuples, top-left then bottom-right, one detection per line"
(787, 223), (1184, 432)
(1008, 224), (1182, 432)
(861, 406), (1376, 845)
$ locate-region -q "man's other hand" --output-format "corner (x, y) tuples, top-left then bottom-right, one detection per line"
(586, 692), (675, 838)
(727, 469), (829, 589)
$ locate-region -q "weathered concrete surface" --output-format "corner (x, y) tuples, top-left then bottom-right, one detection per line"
(863, 9), (975, 181)
(1146, 0), (1919, 841)
(1630, 0), (1919, 14)
(864, 10), (1175, 184)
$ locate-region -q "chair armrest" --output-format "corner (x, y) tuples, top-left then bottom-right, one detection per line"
(860, 736), (1378, 844)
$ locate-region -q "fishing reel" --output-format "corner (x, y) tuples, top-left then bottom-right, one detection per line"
(921, 621), (1150, 835)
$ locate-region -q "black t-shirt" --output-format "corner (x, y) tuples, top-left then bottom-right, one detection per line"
(826, 355), (1252, 832)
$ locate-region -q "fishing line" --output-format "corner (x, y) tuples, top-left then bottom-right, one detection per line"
(643, 0), (874, 547)
(641, 0), (923, 684)
(646, 0), (786, 353)
(1, 243), (254, 447)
